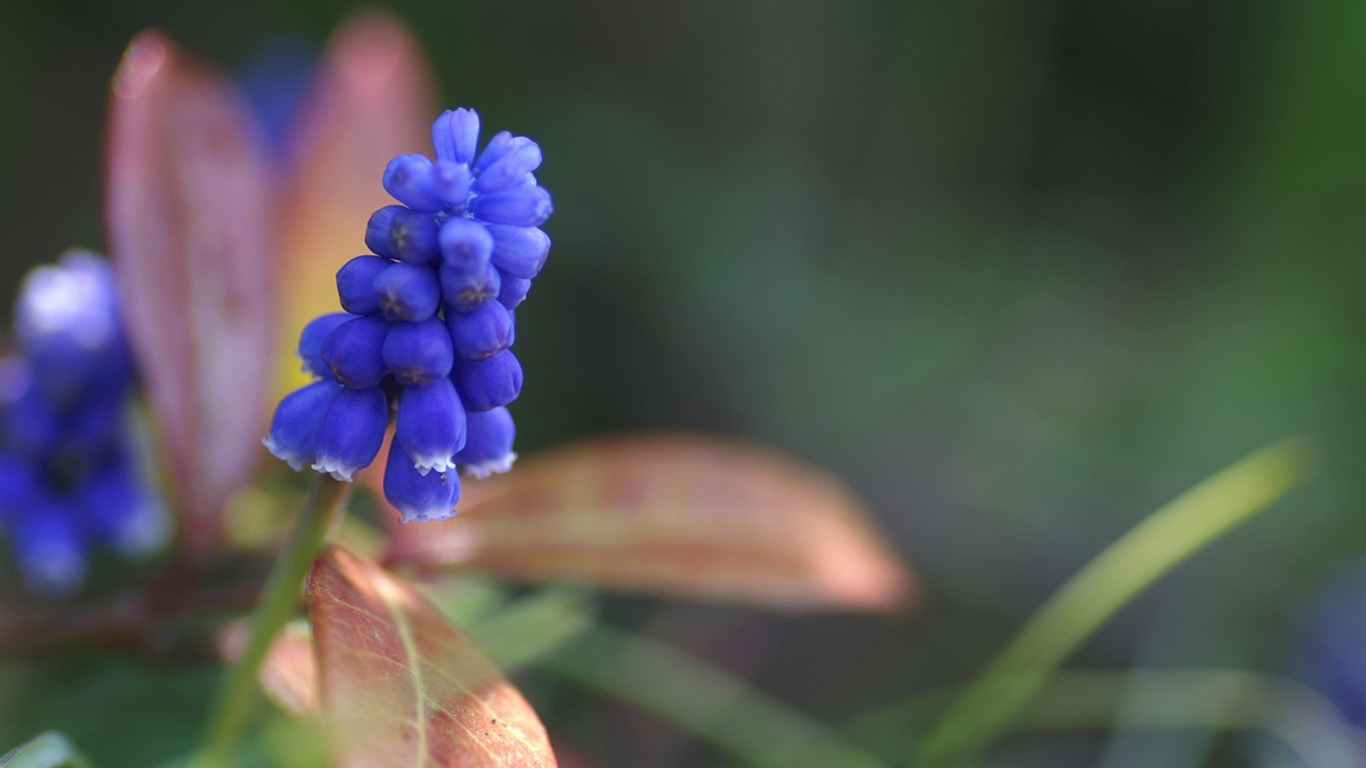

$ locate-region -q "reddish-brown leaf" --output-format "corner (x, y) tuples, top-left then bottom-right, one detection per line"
(274, 10), (436, 398)
(384, 435), (917, 614)
(309, 545), (557, 768)
(105, 32), (277, 559)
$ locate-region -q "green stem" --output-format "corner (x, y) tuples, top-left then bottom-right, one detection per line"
(195, 474), (351, 768)
(540, 624), (891, 768)
(915, 438), (1312, 766)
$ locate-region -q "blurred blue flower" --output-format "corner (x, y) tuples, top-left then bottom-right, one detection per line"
(267, 108), (552, 523)
(0, 251), (169, 595)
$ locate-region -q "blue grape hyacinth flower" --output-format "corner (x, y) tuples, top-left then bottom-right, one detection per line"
(0, 251), (169, 595)
(266, 107), (551, 523)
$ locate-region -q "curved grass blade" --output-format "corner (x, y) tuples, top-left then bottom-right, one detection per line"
(0, 732), (90, 768)
(915, 438), (1313, 765)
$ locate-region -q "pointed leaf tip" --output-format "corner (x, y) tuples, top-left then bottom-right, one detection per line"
(309, 546), (557, 768)
(105, 31), (278, 558)
(275, 9), (437, 398)
(385, 435), (918, 615)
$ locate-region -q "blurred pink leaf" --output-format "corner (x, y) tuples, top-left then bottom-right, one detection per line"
(274, 10), (436, 398)
(219, 619), (319, 716)
(105, 31), (277, 559)
(385, 435), (918, 614)
(309, 545), (557, 768)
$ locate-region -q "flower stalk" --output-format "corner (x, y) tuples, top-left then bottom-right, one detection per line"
(196, 474), (351, 768)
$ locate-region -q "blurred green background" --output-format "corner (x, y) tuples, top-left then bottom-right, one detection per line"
(1, 0), (1365, 765)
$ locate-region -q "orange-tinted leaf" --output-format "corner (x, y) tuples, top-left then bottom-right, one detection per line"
(309, 546), (557, 768)
(385, 435), (917, 614)
(275, 10), (436, 397)
(106, 31), (277, 559)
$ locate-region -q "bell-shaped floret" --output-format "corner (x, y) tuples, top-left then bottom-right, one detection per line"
(383, 441), (460, 524)
(383, 154), (445, 211)
(431, 108), (480, 165)
(439, 217), (493, 272)
(297, 313), (351, 378)
(81, 461), (170, 557)
(472, 138), (542, 193)
(373, 262), (440, 323)
(382, 318), (454, 385)
(454, 349), (523, 411)
(440, 261), (501, 313)
(473, 130), (516, 173)
(13, 502), (86, 597)
(447, 301), (513, 361)
(488, 225), (550, 279)
(264, 380), (342, 471)
(367, 206), (440, 264)
(395, 377), (466, 475)
(320, 315), (391, 389)
(497, 273), (533, 310)
(456, 406), (516, 478)
(336, 256), (390, 316)
(469, 184), (553, 227)
(311, 386), (388, 482)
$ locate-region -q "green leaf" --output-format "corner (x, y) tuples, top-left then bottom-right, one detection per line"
(0, 732), (90, 768)
(916, 437), (1313, 765)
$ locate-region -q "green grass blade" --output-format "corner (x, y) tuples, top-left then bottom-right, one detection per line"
(540, 624), (891, 768)
(916, 437), (1313, 765)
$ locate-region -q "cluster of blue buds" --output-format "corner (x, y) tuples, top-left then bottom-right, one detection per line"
(0, 251), (169, 595)
(266, 108), (552, 523)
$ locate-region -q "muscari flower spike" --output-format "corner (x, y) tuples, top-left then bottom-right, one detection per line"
(266, 107), (550, 523)
(0, 250), (170, 596)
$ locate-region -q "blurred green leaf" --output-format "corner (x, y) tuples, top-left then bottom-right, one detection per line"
(917, 437), (1313, 765)
(0, 732), (89, 768)
(540, 624), (889, 768)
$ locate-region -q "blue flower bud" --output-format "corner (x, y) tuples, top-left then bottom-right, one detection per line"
(431, 160), (473, 208)
(367, 206), (440, 264)
(63, 387), (126, 452)
(440, 262), (502, 313)
(497, 273), (533, 310)
(488, 225), (551, 279)
(373, 262), (440, 323)
(447, 301), (513, 361)
(81, 463), (170, 556)
(432, 108), (480, 165)
(0, 454), (38, 514)
(395, 377), (466, 475)
(321, 315), (391, 389)
(298, 313), (352, 378)
(472, 138), (543, 193)
(3, 381), (60, 455)
(312, 386), (388, 482)
(383, 154), (446, 211)
(382, 317), (454, 385)
(15, 251), (129, 401)
(439, 217), (494, 272)
(474, 130), (517, 173)
(383, 440), (460, 524)
(336, 256), (390, 316)
(264, 380), (343, 471)
(456, 406), (516, 478)
(13, 501), (86, 597)
(454, 349), (523, 411)
(469, 185), (553, 227)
